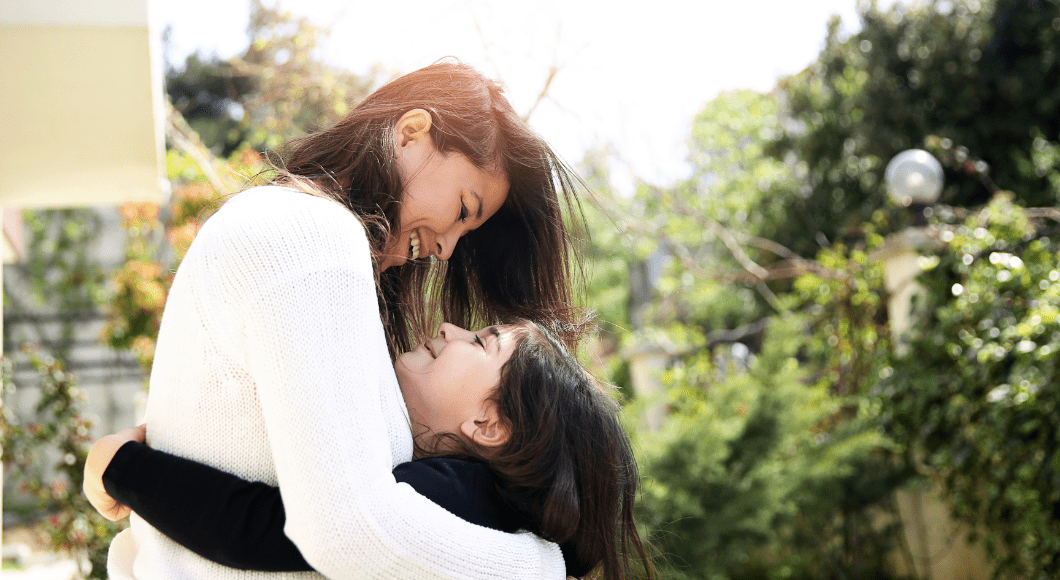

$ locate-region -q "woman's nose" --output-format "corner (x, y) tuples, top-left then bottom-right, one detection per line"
(435, 231), (458, 261)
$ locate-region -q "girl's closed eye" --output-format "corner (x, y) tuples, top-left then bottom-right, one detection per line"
(459, 201), (469, 223)
(473, 334), (484, 348)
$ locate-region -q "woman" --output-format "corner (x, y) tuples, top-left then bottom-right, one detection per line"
(102, 61), (584, 580)
(87, 321), (657, 579)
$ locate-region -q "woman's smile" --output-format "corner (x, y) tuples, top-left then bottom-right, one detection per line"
(409, 230), (421, 260)
(379, 109), (510, 271)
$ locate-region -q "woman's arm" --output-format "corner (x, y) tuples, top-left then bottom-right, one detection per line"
(91, 439), (517, 572)
(210, 189), (564, 579)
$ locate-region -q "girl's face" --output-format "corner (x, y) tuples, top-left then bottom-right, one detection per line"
(394, 322), (521, 446)
(380, 110), (509, 271)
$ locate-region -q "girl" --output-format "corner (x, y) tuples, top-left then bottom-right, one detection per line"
(105, 60), (585, 579)
(86, 321), (656, 580)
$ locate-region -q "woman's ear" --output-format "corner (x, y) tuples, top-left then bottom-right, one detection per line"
(394, 109), (432, 148)
(459, 406), (509, 448)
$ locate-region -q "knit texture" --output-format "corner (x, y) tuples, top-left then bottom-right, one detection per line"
(107, 186), (565, 580)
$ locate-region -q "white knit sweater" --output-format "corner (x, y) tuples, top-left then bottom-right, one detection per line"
(107, 186), (565, 580)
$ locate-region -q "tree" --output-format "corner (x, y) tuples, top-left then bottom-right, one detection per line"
(635, 317), (903, 580)
(165, 0), (378, 155)
(165, 52), (255, 157)
(586, 1), (1060, 577)
(882, 193), (1060, 579)
(586, 90), (911, 578)
(769, 0), (1060, 256)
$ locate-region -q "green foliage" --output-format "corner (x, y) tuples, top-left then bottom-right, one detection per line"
(635, 318), (902, 580)
(684, 90), (798, 259)
(882, 193), (1060, 579)
(793, 239), (888, 398)
(597, 91), (800, 336)
(166, 52), (255, 157)
(591, 2), (1060, 578)
(770, 0), (1060, 256)
(583, 57), (912, 580)
(9, 210), (107, 359)
(658, 90), (793, 329)
(1, 350), (126, 579)
(238, 0), (377, 148)
(2, 207), (111, 579)
(765, 1), (1060, 575)
(167, 0), (377, 154)
(103, 148), (262, 372)
(579, 149), (637, 331)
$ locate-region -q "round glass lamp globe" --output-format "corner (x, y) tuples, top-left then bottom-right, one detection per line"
(885, 149), (944, 207)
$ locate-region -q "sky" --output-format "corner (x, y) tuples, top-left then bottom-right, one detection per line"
(155, 0), (892, 193)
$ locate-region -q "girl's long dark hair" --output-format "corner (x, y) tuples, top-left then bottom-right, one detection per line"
(434, 321), (657, 580)
(274, 60), (585, 355)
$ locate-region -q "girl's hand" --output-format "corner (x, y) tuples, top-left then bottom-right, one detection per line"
(83, 424), (147, 521)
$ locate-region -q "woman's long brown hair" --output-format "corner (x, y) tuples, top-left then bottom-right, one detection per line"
(274, 60), (585, 355)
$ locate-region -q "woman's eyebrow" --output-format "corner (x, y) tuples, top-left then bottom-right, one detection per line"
(473, 191), (484, 220)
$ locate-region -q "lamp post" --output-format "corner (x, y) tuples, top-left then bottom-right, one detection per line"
(873, 149), (944, 350)
(885, 148), (945, 226)
(873, 150), (993, 580)
(874, 149), (944, 580)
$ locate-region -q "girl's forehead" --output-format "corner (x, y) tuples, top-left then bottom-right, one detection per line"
(493, 321), (534, 339)
(501, 323), (545, 356)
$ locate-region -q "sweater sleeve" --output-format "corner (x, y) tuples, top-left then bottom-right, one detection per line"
(204, 189), (565, 580)
(101, 442), (521, 572)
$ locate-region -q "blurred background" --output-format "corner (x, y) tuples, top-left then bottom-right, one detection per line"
(2, 0), (1059, 578)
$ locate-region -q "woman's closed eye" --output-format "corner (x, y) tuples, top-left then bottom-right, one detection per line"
(473, 334), (484, 348)
(459, 201), (469, 223)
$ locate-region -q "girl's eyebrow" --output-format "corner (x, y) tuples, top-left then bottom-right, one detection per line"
(486, 326), (501, 354)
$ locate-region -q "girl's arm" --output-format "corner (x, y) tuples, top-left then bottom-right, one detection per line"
(95, 440), (513, 571)
(208, 189), (564, 579)
(102, 440), (309, 571)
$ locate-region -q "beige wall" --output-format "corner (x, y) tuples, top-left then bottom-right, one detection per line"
(0, 24), (165, 206)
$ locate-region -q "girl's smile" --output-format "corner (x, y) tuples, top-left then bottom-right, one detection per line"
(394, 323), (520, 447)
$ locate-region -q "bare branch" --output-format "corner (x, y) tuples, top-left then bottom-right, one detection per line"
(165, 100), (232, 193)
(660, 187), (819, 283)
(605, 207), (842, 284)
(1023, 207), (1060, 222)
(467, 1), (499, 74)
(705, 317), (770, 347)
(523, 65), (559, 123)
(588, 184), (846, 298)
(735, 232), (805, 261)
(755, 281), (783, 312)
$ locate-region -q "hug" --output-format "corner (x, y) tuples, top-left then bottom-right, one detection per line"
(84, 61), (656, 580)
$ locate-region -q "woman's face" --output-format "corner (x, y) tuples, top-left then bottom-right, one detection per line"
(380, 113), (509, 271)
(394, 322), (520, 444)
